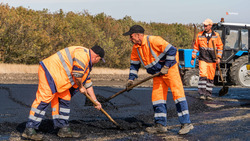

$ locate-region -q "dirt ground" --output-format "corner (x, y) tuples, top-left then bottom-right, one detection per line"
(0, 73), (153, 86)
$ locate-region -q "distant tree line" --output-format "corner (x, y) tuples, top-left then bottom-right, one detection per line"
(0, 4), (202, 68)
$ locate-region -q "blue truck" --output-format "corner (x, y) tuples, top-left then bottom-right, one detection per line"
(179, 19), (250, 87)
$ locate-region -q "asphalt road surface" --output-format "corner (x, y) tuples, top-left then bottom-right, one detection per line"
(0, 84), (249, 141)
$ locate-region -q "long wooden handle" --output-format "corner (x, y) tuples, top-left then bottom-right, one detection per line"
(212, 41), (225, 83)
(83, 92), (121, 128)
(105, 72), (161, 101)
(192, 24), (197, 49)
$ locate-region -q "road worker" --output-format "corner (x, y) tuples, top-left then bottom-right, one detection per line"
(191, 19), (223, 100)
(123, 25), (193, 134)
(22, 45), (105, 140)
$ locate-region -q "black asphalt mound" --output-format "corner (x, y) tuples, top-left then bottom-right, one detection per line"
(1, 85), (250, 140)
(3, 116), (153, 140)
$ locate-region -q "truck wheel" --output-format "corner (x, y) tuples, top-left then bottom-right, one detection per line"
(183, 69), (199, 87)
(230, 55), (250, 87)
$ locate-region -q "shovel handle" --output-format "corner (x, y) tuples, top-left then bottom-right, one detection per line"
(191, 24), (197, 49)
(105, 72), (161, 101)
(212, 41), (225, 84)
(83, 92), (121, 128)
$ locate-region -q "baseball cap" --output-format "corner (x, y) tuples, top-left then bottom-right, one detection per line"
(203, 18), (213, 25)
(123, 25), (145, 36)
(91, 45), (105, 63)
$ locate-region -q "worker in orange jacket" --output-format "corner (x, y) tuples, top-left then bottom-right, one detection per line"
(22, 45), (105, 140)
(123, 25), (193, 135)
(191, 19), (223, 100)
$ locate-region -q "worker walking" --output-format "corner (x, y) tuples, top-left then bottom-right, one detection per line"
(22, 45), (105, 140)
(123, 25), (193, 134)
(191, 19), (223, 100)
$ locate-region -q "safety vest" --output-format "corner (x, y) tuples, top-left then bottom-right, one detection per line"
(42, 46), (92, 93)
(129, 35), (177, 80)
(192, 31), (223, 62)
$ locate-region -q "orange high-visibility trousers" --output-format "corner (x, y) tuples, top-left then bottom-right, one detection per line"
(199, 60), (216, 80)
(198, 60), (217, 96)
(26, 65), (72, 129)
(152, 63), (190, 126)
(152, 63), (185, 102)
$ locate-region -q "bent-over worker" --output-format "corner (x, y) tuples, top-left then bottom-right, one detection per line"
(22, 45), (105, 140)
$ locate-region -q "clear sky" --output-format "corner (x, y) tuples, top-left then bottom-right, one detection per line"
(1, 0), (250, 24)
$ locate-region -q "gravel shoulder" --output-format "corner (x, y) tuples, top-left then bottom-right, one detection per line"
(0, 73), (153, 87)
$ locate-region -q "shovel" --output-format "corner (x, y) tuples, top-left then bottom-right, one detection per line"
(85, 72), (161, 106)
(83, 91), (122, 129)
(212, 40), (229, 96)
(103, 72), (161, 102)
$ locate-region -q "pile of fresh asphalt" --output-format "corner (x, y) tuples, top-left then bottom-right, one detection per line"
(0, 74), (213, 140)
(2, 89), (211, 141)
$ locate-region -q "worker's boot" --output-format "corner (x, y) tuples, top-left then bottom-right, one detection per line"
(22, 128), (43, 141)
(57, 126), (80, 138)
(145, 123), (168, 133)
(178, 123), (194, 135)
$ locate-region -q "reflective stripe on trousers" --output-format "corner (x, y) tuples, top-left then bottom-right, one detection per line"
(26, 101), (50, 129)
(152, 63), (191, 125)
(198, 77), (214, 96)
(26, 65), (72, 129)
(198, 60), (216, 96)
(52, 95), (71, 128)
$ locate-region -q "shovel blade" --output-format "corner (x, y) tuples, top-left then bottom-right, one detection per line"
(219, 86), (229, 96)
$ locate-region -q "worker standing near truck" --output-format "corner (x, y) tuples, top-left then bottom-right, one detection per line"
(22, 45), (105, 140)
(123, 25), (193, 135)
(191, 18), (223, 100)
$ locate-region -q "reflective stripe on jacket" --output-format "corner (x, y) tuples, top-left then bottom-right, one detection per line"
(129, 35), (177, 80)
(192, 31), (223, 62)
(42, 46), (92, 93)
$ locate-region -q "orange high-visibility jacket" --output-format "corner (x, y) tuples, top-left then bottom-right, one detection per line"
(192, 31), (223, 62)
(42, 46), (92, 93)
(129, 35), (177, 80)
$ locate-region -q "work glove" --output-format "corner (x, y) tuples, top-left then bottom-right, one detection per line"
(160, 66), (169, 75)
(126, 80), (134, 91)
